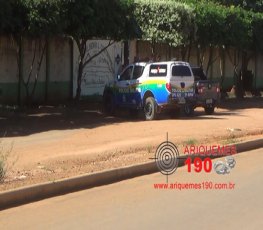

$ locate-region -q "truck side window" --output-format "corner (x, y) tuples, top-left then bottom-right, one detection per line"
(132, 66), (144, 79)
(149, 64), (167, 77)
(120, 66), (133, 81)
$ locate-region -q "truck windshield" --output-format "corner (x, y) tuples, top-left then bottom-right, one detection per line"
(172, 66), (192, 77)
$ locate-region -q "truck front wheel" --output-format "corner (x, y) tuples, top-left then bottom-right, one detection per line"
(144, 97), (158, 120)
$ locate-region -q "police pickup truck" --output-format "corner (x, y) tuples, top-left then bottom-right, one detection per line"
(103, 61), (195, 120)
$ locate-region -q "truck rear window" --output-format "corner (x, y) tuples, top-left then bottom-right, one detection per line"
(149, 64), (167, 77)
(172, 66), (191, 77)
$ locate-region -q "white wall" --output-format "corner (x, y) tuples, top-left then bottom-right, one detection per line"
(73, 40), (122, 97)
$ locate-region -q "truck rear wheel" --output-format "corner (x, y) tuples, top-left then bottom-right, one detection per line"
(205, 106), (215, 115)
(144, 97), (158, 120)
(183, 103), (194, 117)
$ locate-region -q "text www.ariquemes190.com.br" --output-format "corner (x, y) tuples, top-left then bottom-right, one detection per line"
(153, 182), (236, 190)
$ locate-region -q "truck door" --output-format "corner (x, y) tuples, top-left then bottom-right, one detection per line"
(128, 64), (145, 107)
(116, 65), (133, 106)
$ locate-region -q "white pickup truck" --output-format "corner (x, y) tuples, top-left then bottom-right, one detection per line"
(103, 61), (195, 120)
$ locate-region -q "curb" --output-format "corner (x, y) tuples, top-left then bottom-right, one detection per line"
(1, 138), (262, 210)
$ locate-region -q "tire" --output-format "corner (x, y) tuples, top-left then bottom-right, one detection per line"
(103, 92), (115, 115)
(183, 103), (194, 117)
(205, 106), (215, 115)
(144, 97), (158, 120)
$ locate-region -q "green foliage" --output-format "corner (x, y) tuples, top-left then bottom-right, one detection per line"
(0, 0), (262, 53)
(251, 12), (263, 51)
(62, 0), (138, 41)
(0, 0), (138, 39)
(24, 0), (63, 36)
(212, 0), (263, 12)
(0, 0), (13, 34)
(196, 3), (253, 49)
(195, 3), (227, 47)
(0, 161), (5, 182)
(225, 6), (253, 49)
(0, 0), (62, 37)
(0, 140), (13, 183)
(0, 0), (28, 35)
(134, 0), (195, 47)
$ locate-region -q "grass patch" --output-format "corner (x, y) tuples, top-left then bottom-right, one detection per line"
(0, 146), (11, 183)
(222, 135), (239, 145)
(183, 138), (198, 146)
(146, 145), (154, 154)
(0, 135), (15, 183)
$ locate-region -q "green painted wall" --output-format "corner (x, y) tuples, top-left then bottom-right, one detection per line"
(47, 82), (71, 102)
(0, 83), (18, 104)
(0, 36), (73, 105)
(0, 81), (71, 104)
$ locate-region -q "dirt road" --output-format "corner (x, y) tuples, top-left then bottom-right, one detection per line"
(0, 99), (263, 190)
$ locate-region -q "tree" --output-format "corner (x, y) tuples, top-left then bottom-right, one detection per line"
(224, 7), (253, 98)
(4, 0), (63, 105)
(194, 3), (226, 74)
(212, 0), (263, 12)
(0, 0), (28, 105)
(0, 0), (13, 34)
(134, 0), (195, 59)
(0, 0), (63, 104)
(20, 0), (63, 104)
(61, 0), (139, 100)
(251, 12), (263, 52)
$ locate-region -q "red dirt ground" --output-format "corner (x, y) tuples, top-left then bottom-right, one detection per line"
(0, 98), (262, 191)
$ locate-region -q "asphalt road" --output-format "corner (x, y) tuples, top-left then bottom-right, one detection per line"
(0, 148), (262, 230)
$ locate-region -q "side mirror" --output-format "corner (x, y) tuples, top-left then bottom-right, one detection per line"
(117, 75), (120, 81)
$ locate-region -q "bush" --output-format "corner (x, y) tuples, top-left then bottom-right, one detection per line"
(0, 139), (14, 183)
(0, 147), (8, 182)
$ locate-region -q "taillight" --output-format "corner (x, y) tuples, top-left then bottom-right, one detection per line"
(166, 83), (171, 92)
(216, 87), (220, 93)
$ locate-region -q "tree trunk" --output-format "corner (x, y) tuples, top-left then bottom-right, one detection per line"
(206, 45), (214, 77)
(75, 59), (83, 101)
(236, 50), (250, 99)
